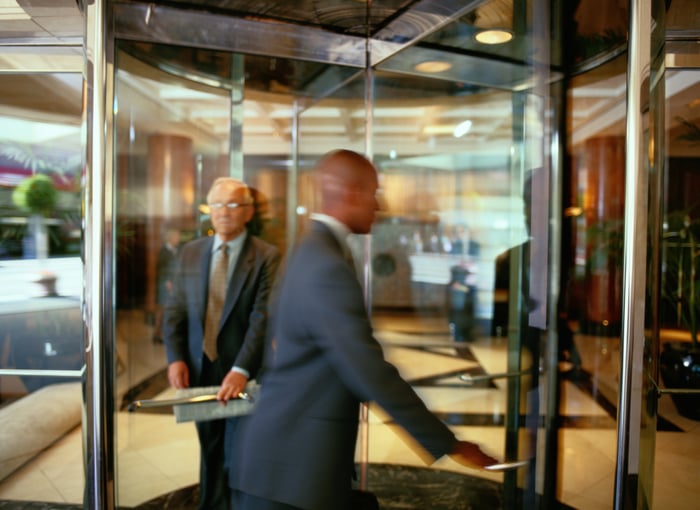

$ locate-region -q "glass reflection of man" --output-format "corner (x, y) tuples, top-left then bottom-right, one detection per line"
(153, 227), (180, 344)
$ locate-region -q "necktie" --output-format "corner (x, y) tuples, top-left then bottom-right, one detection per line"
(203, 244), (228, 361)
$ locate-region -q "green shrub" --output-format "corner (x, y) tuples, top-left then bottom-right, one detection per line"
(12, 174), (57, 216)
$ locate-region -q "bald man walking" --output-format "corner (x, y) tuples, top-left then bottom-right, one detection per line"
(229, 150), (498, 510)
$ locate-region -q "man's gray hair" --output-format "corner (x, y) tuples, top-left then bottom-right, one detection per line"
(207, 177), (253, 204)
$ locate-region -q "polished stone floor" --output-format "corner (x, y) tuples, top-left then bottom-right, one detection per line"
(0, 464), (577, 510)
(1, 305), (699, 509)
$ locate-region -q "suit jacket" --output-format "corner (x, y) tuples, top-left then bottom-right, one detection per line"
(230, 221), (456, 510)
(163, 233), (281, 385)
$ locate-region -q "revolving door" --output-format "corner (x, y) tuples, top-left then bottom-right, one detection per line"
(81, 1), (667, 508)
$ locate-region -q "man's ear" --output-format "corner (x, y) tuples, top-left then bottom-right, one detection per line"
(345, 185), (361, 205)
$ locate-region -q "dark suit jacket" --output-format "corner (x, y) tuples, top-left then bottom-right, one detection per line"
(163, 233), (281, 385)
(230, 221), (456, 510)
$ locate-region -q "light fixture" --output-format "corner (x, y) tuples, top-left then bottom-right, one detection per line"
(474, 29), (513, 45)
(564, 206), (583, 217)
(452, 120), (472, 138)
(414, 60), (452, 73)
(423, 125), (455, 136)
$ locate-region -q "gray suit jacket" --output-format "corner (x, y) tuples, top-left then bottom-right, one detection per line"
(163, 233), (281, 385)
(230, 221), (456, 510)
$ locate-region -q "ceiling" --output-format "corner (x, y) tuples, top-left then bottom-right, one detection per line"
(1, 0), (700, 167)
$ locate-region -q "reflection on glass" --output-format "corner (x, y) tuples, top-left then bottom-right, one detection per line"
(113, 42), (295, 506)
(0, 72), (83, 501)
(364, 55), (548, 504)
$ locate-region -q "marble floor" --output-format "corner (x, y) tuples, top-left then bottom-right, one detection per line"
(1, 308), (699, 509)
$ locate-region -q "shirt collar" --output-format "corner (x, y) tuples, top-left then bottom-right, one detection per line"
(212, 231), (247, 253)
(310, 213), (350, 247)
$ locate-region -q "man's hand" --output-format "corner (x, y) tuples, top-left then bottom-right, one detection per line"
(217, 370), (248, 402)
(167, 361), (189, 389)
(449, 440), (500, 469)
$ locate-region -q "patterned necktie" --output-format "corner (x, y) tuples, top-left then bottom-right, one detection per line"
(203, 244), (228, 361)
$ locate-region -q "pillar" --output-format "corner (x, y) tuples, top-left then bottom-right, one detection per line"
(145, 134), (195, 313)
(582, 135), (625, 333)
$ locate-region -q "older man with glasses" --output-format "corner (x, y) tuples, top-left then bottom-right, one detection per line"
(163, 177), (282, 510)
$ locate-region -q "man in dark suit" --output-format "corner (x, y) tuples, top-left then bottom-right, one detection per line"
(229, 150), (499, 510)
(163, 177), (281, 510)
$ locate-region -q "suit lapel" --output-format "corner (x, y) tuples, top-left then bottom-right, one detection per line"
(220, 235), (254, 327)
(198, 237), (214, 322)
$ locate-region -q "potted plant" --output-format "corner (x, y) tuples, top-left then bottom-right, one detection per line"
(659, 209), (700, 420)
(12, 174), (59, 295)
(12, 174), (57, 257)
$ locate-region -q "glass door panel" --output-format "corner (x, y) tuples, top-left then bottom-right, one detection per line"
(364, 66), (553, 506)
(112, 40), (354, 506)
(0, 70), (84, 503)
(107, 2), (564, 507)
(113, 42), (233, 507)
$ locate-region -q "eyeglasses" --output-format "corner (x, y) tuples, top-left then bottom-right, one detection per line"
(208, 202), (252, 210)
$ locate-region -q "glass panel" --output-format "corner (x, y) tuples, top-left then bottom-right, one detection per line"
(638, 1), (666, 506)
(365, 67), (554, 506)
(0, 72), (84, 502)
(113, 41), (352, 506)
(114, 42), (236, 507)
(654, 68), (700, 507)
(563, 55), (627, 508)
(297, 73), (367, 239)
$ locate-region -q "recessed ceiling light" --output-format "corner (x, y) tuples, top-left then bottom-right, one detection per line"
(475, 29), (513, 45)
(453, 120), (472, 138)
(414, 60), (452, 73)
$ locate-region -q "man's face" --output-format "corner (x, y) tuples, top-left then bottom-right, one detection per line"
(208, 183), (254, 241)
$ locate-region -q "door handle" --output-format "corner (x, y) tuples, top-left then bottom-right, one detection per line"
(459, 370), (529, 384)
(484, 459), (530, 471)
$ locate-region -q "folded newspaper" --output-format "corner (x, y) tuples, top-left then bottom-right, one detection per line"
(128, 381), (260, 423)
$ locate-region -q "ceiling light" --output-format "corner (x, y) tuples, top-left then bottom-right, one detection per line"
(475, 29), (513, 45)
(423, 125), (454, 135)
(414, 60), (452, 73)
(452, 120), (472, 138)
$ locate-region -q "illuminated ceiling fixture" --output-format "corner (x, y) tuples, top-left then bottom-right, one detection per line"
(423, 125), (454, 135)
(414, 60), (452, 73)
(453, 120), (472, 138)
(474, 29), (513, 45)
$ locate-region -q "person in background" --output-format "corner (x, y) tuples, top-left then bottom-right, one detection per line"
(229, 149), (499, 510)
(153, 227), (180, 344)
(163, 177), (281, 510)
